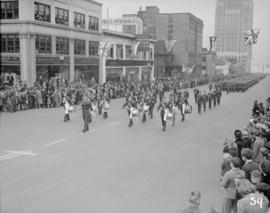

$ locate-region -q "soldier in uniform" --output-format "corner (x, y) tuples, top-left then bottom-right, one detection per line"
(158, 99), (167, 131)
(197, 92), (202, 114)
(217, 88), (222, 105)
(213, 89), (217, 107)
(208, 91), (213, 110)
(81, 96), (92, 132)
(202, 91), (208, 112)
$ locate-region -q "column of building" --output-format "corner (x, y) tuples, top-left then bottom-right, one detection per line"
(69, 39), (75, 81)
(20, 33), (36, 86)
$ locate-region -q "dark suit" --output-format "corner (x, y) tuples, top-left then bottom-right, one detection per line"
(82, 101), (92, 132)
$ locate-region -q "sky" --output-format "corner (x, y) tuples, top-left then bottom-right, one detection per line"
(99, 0), (270, 72)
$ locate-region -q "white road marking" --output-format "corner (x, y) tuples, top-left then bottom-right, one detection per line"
(107, 122), (120, 127)
(0, 150), (38, 161)
(45, 138), (67, 147)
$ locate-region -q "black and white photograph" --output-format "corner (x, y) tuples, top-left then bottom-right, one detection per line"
(0, 0), (270, 212)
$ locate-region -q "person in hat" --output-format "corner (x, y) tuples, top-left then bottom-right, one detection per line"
(241, 148), (259, 181)
(252, 100), (260, 117)
(221, 157), (244, 213)
(180, 190), (202, 213)
(81, 96), (92, 132)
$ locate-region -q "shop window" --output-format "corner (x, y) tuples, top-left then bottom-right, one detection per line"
(34, 2), (50, 22)
(109, 45), (114, 58)
(36, 34), (52, 54)
(116, 44), (123, 59)
(56, 37), (69, 55)
(88, 16), (99, 31)
(74, 39), (85, 55)
(0, 1), (18, 19)
(55, 7), (69, 26)
(89, 41), (99, 56)
(74, 12), (85, 29)
(125, 45), (132, 59)
(0, 34), (19, 53)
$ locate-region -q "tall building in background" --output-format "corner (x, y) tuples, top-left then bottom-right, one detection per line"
(156, 13), (203, 75)
(123, 7), (204, 77)
(123, 6), (159, 38)
(214, 0), (253, 72)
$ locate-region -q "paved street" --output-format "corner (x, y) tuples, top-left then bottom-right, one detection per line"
(1, 76), (270, 213)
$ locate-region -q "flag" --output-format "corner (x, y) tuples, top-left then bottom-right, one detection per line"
(181, 64), (187, 72)
(244, 29), (260, 46)
(165, 40), (177, 52)
(98, 41), (111, 57)
(133, 42), (140, 55)
(187, 65), (195, 73)
(209, 36), (217, 54)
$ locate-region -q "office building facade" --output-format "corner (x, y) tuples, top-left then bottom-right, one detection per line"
(214, 0), (253, 72)
(155, 13), (203, 76)
(103, 30), (155, 82)
(0, 0), (102, 85)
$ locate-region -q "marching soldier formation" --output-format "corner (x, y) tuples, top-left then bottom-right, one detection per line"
(195, 84), (222, 114)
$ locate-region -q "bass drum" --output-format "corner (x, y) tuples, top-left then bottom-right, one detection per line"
(185, 104), (192, 114)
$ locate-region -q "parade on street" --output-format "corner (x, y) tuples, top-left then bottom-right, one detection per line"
(1, 0), (270, 213)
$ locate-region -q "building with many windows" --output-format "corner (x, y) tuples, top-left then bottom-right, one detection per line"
(103, 30), (155, 82)
(155, 13), (204, 76)
(123, 7), (204, 78)
(0, 0), (102, 85)
(214, 0), (253, 72)
(123, 6), (159, 39)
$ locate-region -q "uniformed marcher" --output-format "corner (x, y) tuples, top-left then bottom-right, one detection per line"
(197, 93), (202, 114)
(208, 91), (213, 110)
(81, 96), (92, 132)
(202, 91), (208, 112)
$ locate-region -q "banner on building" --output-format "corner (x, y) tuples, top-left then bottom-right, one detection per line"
(165, 40), (177, 52)
(137, 42), (150, 52)
(209, 36), (217, 54)
(98, 41), (112, 58)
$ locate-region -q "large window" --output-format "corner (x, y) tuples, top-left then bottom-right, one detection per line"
(116, 44), (123, 59)
(34, 2), (50, 22)
(56, 37), (69, 55)
(1, 34), (20, 53)
(89, 41), (99, 56)
(125, 45), (132, 59)
(35, 35), (52, 54)
(55, 7), (69, 26)
(109, 45), (114, 58)
(74, 39), (85, 55)
(74, 12), (85, 29)
(1, 1), (19, 19)
(88, 16), (99, 31)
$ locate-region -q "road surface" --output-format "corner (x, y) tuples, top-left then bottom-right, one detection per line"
(1, 76), (270, 213)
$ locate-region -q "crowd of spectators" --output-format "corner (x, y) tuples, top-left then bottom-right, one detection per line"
(220, 97), (270, 213)
(0, 76), (222, 113)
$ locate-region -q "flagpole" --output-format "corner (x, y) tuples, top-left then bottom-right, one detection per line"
(107, 7), (109, 30)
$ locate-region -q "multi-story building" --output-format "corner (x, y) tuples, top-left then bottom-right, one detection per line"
(103, 30), (155, 82)
(214, 0), (253, 72)
(124, 7), (204, 77)
(155, 13), (204, 76)
(123, 6), (159, 39)
(0, 0), (102, 85)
